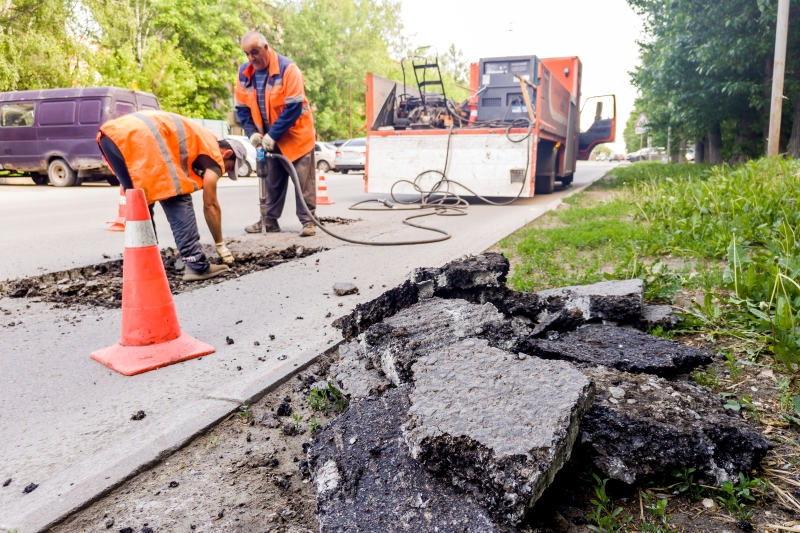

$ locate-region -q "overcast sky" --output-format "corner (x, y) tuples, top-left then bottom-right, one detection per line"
(399, 0), (643, 152)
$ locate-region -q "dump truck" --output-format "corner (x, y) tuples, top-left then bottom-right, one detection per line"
(365, 53), (616, 197)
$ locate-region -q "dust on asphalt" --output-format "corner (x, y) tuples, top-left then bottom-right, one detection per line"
(51, 356), (342, 533)
(0, 243), (324, 309)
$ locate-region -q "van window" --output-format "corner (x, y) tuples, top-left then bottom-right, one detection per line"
(79, 99), (102, 124)
(1, 103), (35, 127)
(39, 100), (76, 126)
(116, 101), (135, 117)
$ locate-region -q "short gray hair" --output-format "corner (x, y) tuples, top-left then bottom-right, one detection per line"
(241, 30), (268, 47)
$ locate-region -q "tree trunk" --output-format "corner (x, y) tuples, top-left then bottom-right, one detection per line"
(788, 95), (800, 158)
(676, 139), (687, 163)
(763, 52), (774, 154)
(694, 140), (705, 163)
(707, 124), (723, 164)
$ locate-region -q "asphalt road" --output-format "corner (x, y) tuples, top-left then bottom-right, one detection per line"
(0, 162), (612, 532)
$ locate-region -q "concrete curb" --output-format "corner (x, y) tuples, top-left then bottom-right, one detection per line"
(9, 173), (605, 533)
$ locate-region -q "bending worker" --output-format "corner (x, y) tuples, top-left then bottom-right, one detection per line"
(236, 30), (318, 237)
(97, 110), (248, 282)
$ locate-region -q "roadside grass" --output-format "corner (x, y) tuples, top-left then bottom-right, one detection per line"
(497, 158), (800, 528)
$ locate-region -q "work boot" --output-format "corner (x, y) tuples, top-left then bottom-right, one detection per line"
(183, 263), (229, 282)
(300, 222), (316, 237)
(245, 219), (280, 233)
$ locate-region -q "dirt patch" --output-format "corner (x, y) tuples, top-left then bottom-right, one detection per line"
(51, 356), (342, 533)
(0, 243), (324, 309)
(317, 216), (361, 225)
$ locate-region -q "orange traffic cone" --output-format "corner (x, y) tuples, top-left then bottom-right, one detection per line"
(107, 186), (126, 232)
(91, 188), (215, 376)
(316, 174), (334, 205)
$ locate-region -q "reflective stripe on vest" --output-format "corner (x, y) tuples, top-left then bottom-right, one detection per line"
(169, 113), (190, 178)
(131, 113), (182, 196)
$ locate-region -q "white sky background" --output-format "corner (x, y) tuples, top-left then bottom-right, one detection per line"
(399, 0), (643, 153)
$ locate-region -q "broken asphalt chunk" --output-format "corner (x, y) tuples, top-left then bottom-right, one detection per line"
(329, 342), (391, 399)
(22, 482), (38, 494)
(578, 366), (769, 485)
(130, 411), (146, 421)
(333, 282), (359, 296)
(404, 338), (595, 525)
(535, 279), (644, 322)
(310, 387), (510, 533)
(521, 324), (712, 377)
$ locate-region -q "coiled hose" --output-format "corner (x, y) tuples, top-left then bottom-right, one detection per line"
(268, 118), (534, 246)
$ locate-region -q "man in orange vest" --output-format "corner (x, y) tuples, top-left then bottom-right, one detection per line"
(97, 111), (248, 282)
(236, 30), (317, 237)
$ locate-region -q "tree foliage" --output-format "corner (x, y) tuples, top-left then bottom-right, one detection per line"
(628, 0), (800, 161)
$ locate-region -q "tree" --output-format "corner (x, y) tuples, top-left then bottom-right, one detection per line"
(627, 0), (798, 163)
(0, 1), (91, 91)
(269, 0), (405, 140)
(86, 0), (271, 117)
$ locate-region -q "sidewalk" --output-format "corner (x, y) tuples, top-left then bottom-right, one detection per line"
(0, 163), (608, 532)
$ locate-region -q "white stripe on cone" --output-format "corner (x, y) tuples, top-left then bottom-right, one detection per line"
(119, 196), (126, 205)
(124, 220), (158, 248)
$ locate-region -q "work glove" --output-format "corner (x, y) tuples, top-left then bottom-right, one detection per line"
(262, 134), (276, 152)
(215, 242), (235, 265)
(249, 132), (263, 148)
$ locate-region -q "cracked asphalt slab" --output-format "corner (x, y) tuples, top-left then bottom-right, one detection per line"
(0, 163), (608, 532)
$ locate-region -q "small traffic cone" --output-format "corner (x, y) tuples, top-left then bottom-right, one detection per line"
(91, 188), (214, 376)
(316, 174), (334, 205)
(107, 186), (126, 232)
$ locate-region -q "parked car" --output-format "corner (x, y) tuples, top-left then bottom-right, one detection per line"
(314, 142), (338, 172)
(334, 138), (366, 173)
(596, 153), (607, 161)
(227, 135), (257, 176)
(685, 148), (695, 162)
(329, 139), (350, 147)
(0, 87), (160, 186)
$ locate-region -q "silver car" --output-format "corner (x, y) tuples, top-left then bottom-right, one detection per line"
(334, 138), (366, 174)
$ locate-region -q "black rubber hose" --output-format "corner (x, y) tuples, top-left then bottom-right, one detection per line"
(267, 152), (453, 246)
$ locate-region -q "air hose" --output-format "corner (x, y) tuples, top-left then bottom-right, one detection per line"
(268, 152), (452, 245)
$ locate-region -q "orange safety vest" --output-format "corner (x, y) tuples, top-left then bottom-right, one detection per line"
(98, 111), (225, 205)
(234, 48), (316, 162)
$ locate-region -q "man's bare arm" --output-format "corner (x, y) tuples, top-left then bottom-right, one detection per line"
(202, 171), (223, 244)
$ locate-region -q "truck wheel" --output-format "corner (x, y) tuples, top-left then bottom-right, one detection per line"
(560, 174), (574, 187)
(106, 175), (120, 186)
(31, 173), (49, 186)
(48, 159), (77, 187)
(535, 174), (555, 194)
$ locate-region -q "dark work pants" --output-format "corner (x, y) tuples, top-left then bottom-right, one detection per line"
(99, 135), (209, 272)
(259, 146), (316, 224)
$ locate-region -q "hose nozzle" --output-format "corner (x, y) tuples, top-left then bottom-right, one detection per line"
(378, 198), (395, 208)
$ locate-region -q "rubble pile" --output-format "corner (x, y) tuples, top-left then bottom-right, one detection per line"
(309, 253), (769, 532)
(0, 243), (322, 308)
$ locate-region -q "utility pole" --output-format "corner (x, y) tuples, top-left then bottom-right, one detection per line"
(768, 0), (791, 156)
(348, 84), (353, 139)
(667, 126), (671, 163)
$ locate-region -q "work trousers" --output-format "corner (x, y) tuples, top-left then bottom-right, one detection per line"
(258, 147), (316, 225)
(99, 135), (209, 272)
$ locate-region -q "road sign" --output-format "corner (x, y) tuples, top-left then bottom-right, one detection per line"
(634, 113), (649, 135)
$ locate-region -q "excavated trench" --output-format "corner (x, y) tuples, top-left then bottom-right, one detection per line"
(0, 243), (324, 309)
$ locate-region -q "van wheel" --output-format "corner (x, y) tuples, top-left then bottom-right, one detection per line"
(106, 175), (120, 186)
(48, 159), (77, 187)
(317, 160), (330, 172)
(31, 173), (49, 186)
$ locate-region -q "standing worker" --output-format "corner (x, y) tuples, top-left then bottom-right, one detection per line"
(236, 30), (318, 236)
(97, 110), (248, 281)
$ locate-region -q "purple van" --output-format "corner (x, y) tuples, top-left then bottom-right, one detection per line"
(0, 87), (160, 186)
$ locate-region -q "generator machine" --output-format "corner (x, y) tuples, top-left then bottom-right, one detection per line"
(365, 50), (615, 198)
